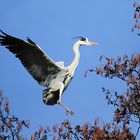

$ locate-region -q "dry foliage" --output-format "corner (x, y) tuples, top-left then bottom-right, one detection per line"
(30, 119), (135, 140)
(86, 54), (140, 139)
(0, 90), (30, 140)
(132, 1), (140, 33)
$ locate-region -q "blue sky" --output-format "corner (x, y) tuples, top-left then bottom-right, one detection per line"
(0, 0), (140, 138)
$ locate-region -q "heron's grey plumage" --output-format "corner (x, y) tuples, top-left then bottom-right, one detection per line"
(0, 30), (97, 115)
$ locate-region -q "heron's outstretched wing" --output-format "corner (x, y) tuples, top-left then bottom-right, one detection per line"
(0, 30), (65, 86)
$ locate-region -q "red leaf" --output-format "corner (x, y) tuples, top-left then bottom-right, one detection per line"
(139, 13), (140, 18)
(131, 27), (135, 32)
(134, 12), (137, 19)
(96, 67), (102, 74)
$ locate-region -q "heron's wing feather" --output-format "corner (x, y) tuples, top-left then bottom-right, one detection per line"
(55, 61), (64, 68)
(0, 30), (65, 86)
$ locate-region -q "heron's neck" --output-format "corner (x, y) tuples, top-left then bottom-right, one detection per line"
(68, 41), (80, 73)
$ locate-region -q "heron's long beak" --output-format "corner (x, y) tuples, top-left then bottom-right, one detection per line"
(87, 41), (98, 46)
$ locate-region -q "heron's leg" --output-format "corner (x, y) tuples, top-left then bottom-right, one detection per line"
(57, 100), (75, 116)
(57, 83), (75, 116)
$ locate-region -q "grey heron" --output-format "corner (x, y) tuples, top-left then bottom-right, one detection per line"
(0, 30), (97, 115)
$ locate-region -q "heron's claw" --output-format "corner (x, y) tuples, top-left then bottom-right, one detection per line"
(57, 100), (75, 116)
(66, 108), (75, 116)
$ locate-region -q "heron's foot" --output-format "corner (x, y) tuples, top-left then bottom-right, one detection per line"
(57, 100), (75, 116)
(66, 108), (75, 116)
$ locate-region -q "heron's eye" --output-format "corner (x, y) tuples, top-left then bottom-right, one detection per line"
(80, 37), (86, 41)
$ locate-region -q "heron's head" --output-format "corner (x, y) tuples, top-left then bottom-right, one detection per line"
(76, 37), (98, 46)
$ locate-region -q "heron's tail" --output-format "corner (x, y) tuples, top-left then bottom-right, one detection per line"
(42, 88), (59, 105)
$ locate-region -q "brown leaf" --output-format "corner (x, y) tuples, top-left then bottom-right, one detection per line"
(109, 58), (113, 64)
(130, 76), (136, 84)
(138, 24), (140, 29)
(33, 132), (37, 140)
(52, 125), (57, 133)
(134, 12), (137, 19)
(96, 67), (102, 74)
(38, 127), (43, 136)
(5, 98), (10, 114)
(131, 27), (135, 32)
(18, 121), (23, 129)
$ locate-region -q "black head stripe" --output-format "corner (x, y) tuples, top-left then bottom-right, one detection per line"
(73, 36), (86, 41)
(80, 37), (86, 41)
